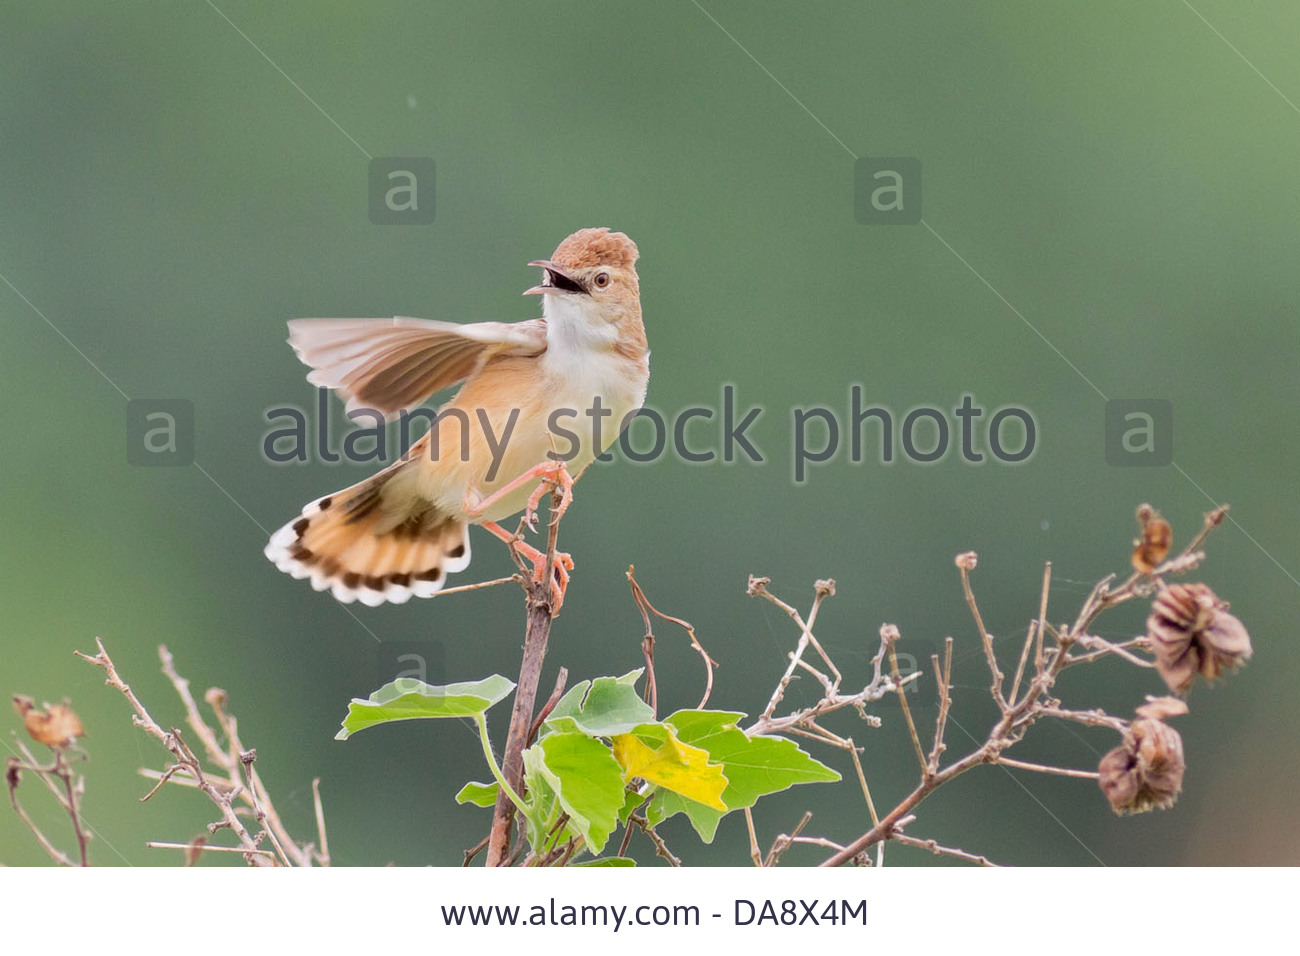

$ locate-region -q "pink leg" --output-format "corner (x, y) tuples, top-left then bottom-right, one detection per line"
(481, 520), (573, 612)
(524, 461), (575, 528)
(464, 459), (576, 532)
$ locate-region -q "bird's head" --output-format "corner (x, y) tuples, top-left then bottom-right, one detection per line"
(524, 228), (641, 327)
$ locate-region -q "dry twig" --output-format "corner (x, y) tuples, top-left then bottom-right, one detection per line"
(6, 740), (89, 866)
(627, 566), (716, 711)
(74, 638), (323, 867)
(819, 504), (1232, 866)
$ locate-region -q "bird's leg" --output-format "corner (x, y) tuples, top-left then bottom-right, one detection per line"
(524, 460), (576, 530)
(467, 459), (577, 610)
(463, 458), (576, 532)
(480, 520), (573, 612)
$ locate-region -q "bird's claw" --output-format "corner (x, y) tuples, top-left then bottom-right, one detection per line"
(523, 508), (540, 534)
(526, 461), (575, 529)
(509, 539), (574, 613)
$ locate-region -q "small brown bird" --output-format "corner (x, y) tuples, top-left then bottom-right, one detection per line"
(265, 228), (648, 608)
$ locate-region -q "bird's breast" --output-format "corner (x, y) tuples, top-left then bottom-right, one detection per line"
(415, 345), (647, 521)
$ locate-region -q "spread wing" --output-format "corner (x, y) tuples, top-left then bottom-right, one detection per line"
(286, 317), (548, 419)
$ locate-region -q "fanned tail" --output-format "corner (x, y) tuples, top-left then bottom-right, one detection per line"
(264, 461), (470, 606)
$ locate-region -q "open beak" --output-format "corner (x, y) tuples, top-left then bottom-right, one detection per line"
(523, 259), (585, 296)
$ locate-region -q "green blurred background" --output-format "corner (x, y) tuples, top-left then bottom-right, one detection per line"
(2, 1), (1297, 866)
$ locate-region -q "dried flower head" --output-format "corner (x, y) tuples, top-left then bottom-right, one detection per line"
(1147, 583), (1252, 693)
(1132, 504), (1172, 575)
(1098, 698), (1188, 814)
(13, 695), (85, 750)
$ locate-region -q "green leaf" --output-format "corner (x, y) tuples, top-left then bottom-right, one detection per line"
(667, 710), (840, 806)
(612, 723), (728, 810)
(524, 732), (626, 855)
(650, 710), (841, 843)
(335, 675), (515, 740)
(572, 857), (636, 867)
(619, 785), (652, 825)
(455, 781), (500, 808)
(545, 670), (654, 738)
(644, 791), (667, 828)
(519, 763), (575, 853)
(650, 790), (726, 843)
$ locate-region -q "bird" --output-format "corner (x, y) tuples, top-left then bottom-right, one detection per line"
(264, 227), (648, 609)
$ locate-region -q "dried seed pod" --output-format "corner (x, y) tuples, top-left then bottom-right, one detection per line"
(13, 696), (85, 749)
(1132, 504), (1172, 574)
(1134, 696), (1189, 721)
(1147, 583), (1252, 693)
(1098, 704), (1186, 814)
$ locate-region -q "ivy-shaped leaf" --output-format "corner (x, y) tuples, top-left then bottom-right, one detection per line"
(455, 781), (499, 808)
(336, 675), (515, 740)
(667, 709), (840, 805)
(650, 790), (726, 843)
(545, 670), (654, 738)
(523, 731), (626, 855)
(650, 710), (841, 843)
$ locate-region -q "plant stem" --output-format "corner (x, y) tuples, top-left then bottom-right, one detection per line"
(485, 574), (556, 865)
(475, 715), (528, 814)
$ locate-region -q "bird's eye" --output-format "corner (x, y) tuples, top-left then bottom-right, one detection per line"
(593, 272), (610, 288)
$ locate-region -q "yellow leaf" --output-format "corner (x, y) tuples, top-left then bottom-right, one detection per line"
(612, 725), (728, 811)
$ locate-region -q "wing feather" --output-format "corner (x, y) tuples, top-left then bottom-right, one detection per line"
(287, 317), (547, 418)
